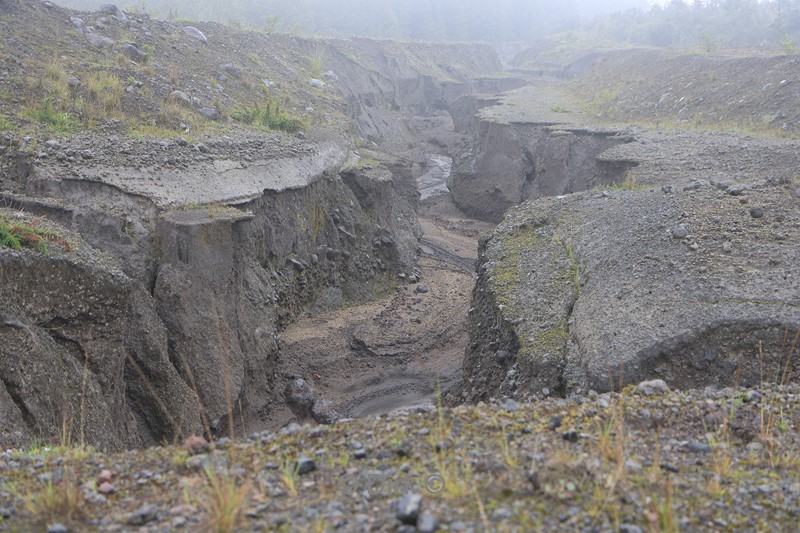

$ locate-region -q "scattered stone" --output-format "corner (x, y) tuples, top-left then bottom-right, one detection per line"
(98, 469), (113, 484)
(98, 482), (115, 494)
(562, 430), (579, 442)
(495, 350), (510, 365)
(47, 524), (69, 533)
(722, 242), (733, 253)
(309, 78), (325, 88)
(620, 525), (644, 533)
(98, 4), (126, 19)
(198, 107), (220, 121)
(745, 390), (760, 402)
(684, 441), (711, 454)
(186, 454), (209, 470)
(220, 63), (241, 78)
(119, 42), (147, 62)
(126, 503), (159, 526)
(415, 285), (429, 294)
(749, 206), (764, 219)
(549, 415), (563, 430)
(67, 76), (81, 88)
(182, 26), (208, 43)
(671, 225), (688, 239)
(501, 398), (520, 412)
(170, 90), (192, 106)
(285, 378), (315, 415)
(660, 463), (679, 473)
(417, 512), (438, 533)
(87, 34), (115, 48)
(311, 399), (340, 424)
(396, 493), (423, 525)
(323, 70), (339, 82)
(296, 456), (316, 475)
(70, 16), (89, 35)
(727, 185), (745, 196)
(661, 185), (673, 193)
(635, 379), (670, 396)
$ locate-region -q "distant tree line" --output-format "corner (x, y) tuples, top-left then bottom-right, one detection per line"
(587, 0), (800, 50)
(59, 0), (800, 51)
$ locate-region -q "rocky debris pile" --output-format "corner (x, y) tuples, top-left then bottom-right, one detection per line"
(2, 383), (800, 531)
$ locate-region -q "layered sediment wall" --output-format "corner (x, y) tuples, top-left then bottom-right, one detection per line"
(0, 27), (500, 449)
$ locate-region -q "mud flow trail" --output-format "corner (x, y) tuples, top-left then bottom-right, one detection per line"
(269, 156), (492, 427)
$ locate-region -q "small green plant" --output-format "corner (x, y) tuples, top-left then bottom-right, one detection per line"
(24, 470), (84, 527)
(264, 15), (279, 35)
(279, 460), (300, 497)
(85, 70), (124, 117)
(782, 34), (797, 55)
(549, 103), (569, 113)
(699, 31), (718, 54)
(230, 98), (305, 133)
(0, 217), (70, 254)
(309, 47), (324, 79)
(0, 114), (12, 131)
(141, 43), (156, 59)
(21, 98), (79, 135)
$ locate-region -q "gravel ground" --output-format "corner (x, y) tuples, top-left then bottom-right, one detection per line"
(2, 382), (799, 532)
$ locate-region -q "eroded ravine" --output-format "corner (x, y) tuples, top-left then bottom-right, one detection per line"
(270, 155), (491, 427)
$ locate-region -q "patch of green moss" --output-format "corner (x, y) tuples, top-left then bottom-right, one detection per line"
(520, 319), (569, 359)
(489, 225), (538, 308)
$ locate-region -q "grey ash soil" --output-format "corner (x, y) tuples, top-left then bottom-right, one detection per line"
(3, 2), (800, 531)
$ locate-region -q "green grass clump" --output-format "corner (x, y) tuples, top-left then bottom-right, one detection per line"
(21, 98), (79, 135)
(0, 218), (70, 254)
(230, 98), (305, 133)
(0, 114), (13, 131)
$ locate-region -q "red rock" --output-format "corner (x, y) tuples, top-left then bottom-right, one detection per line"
(98, 482), (115, 494)
(98, 469), (113, 484)
(182, 435), (209, 455)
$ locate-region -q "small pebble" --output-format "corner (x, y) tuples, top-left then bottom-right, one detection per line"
(397, 493), (423, 525)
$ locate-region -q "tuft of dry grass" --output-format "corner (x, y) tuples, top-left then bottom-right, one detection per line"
(84, 70), (124, 119)
(24, 468), (84, 528)
(202, 465), (251, 533)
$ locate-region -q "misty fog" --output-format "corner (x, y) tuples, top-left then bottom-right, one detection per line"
(59, 0), (800, 52)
